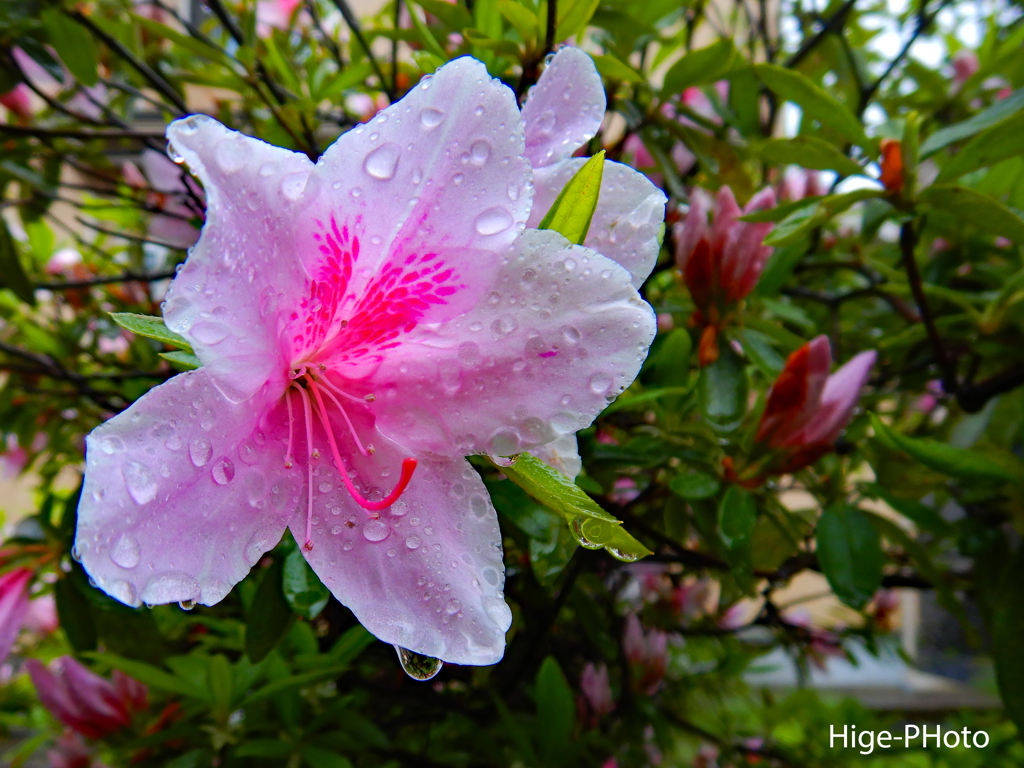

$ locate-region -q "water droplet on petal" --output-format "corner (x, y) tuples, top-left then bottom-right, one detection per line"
(588, 372), (613, 395)
(394, 646), (443, 680)
(123, 461), (158, 505)
(470, 139), (491, 164)
(474, 207), (513, 235)
(259, 162), (277, 177)
(215, 139), (245, 174)
(420, 107), (444, 127)
(281, 172), (307, 201)
(363, 519), (390, 542)
(244, 527), (281, 565)
(363, 143), (401, 180)
(178, 599), (196, 611)
(110, 533), (141, 569)
(562, 325), (582, 343)
(189, 437), (212, 467)
(141, 572), (200, 606)
(536, 109), (557, 136)
(211, 457), (235, 485)
(482, 595), (513, 631)
(405, 535), (421, 549)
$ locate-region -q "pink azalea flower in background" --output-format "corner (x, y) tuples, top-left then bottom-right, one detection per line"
(784, 611), (846, 671)
(26, 656), (148, 739)
(0, 568), (32, 665)
(257, 0), (305, 35)
(1, 434), (30, 478)
(346, 92), (391, 122)
(75, 55), (656, 665)
(623, 613), (669, 694)
(122, 149), (204, 248)
(0, 84), (33, 120)
(22, 592), (59, 635)
(778, 167), (828, 202)
(674, 185), (776, 365)
(951, 50), (979, 92)
(579, 661), (615, 726)
(48, 731), (103, 768)
(751, 335), (876, 475)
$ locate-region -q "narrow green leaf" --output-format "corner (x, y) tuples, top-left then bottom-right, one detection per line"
(756, 137), (865, 177)
(920, 88), (1024, 156)
(992, 545), (1024, 736)
(417, 0), (473, 29)
(936, 111), (1024, 181)
(245, 558), (294, 663)
(41, 10), (98, 86)
(159, 350), (202, 370)
(719, 485), (756, 547)
(554, 0), (600, 41)
(755, 64), (872, 153)
(84, 652), (209, 700)
(303, 747), (353, 768)
(663, 39), (740, 95)
(699, 342), (747, 431)
(496, 453), (651, 561)
(283, 547), (330, 620)
(406, 3), (448, 62)
(537, 151), (605, 244)
(206, 654), (233, 713)
(592, 55), (643, 83)
(862, 483), (952, 536)
(240, 664), (352, 707)
(535, 657), (574, 766)
(110, 313), (194, 352)
(670, 472), (720, 500)
(496, 0), (538, 42)
(869, 413), (1019, 482)
(816, 502), (884, 609)
(461, 28), (520, 54)
(54, 578), (97, 652)
(918, 184), (1024, 243)
(0, 217), (35, 305)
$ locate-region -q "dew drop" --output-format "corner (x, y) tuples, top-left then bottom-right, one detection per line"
(536, 109), (557, 136)
(141, 572), (200, 605)
(470, 139), (491, 163)
(110, 533), (141, 569)
(259, 162), (277, 177)
(123, 461), (158, 505)
(394, 646), (443, 681)
(482, 595), (513, 631)
(189, 437), (212, 467)
(363, 518), (390, 542)
(562, 325), (582, 343)
(244, 527), (281, 565)
(474, 207), (513, 235)
(420, 107), (444, 127)
(507, 184), (520, 201)
(588, 372), (613, 395)
(179, 599), (196, 611)
(363, 143), (401, 180)
(405, 535), (421, 550)
(351, 187), (363, 198)
(215, 139), (245, 174)
(211, 457), (235, 485)
(281, 172), (307, 201)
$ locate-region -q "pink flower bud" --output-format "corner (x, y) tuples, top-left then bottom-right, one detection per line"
(951, 50), (979, 91)
(0, 84), (33, 119)
(579, 662), (615, 724)
(0, 568), (32, 665)
(753, 336), (875, 473)
(26, 657), (147, 739)
(623, 614), (669, 694)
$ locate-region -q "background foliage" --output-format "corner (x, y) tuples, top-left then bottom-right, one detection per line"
(1, 0), (1024, 765)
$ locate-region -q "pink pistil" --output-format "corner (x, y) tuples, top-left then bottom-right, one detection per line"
(284, 389), (295, 468)
(295, 385), (316, 551)
(309, 379), (373, 456)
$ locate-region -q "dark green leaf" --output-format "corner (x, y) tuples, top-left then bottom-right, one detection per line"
(718, 485), (756, 546)
(555, 0), (600, 41)
(920, 88), (1024, 156)
(418, 0), (473, 29)
(0, 217), (34, 305)
(282, 547), (330, 619)
(756, 137), (865, 177)
(816, 502), (884, 609)
(936, 111), (1024, 181)
(663, 39), (740, 95)
(206, 654), (233, 713)
(992, 544), (1024, 735)
(41, 9), (99, 86)
(245, 559), (294, 663)
(84, 652), (209, 700)
(869, 413), (1019, 482)
(538, 151), (605, 244)
(918, 184), (1024, 243)
(592, 54), (643, 83)
(303, 747), (353, 768)
(535, 657), (574, 767)
(699, 342), (747, 431)
(670, 472), (720, 500)
(54, 577), (97, 652)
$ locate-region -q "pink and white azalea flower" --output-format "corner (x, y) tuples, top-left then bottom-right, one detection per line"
(0, 568), (32, 664)
(75, 57), (656, 665)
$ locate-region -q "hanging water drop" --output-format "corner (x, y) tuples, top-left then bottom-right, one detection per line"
(363, 143), (401, 180)
(394, 645), (444, 681)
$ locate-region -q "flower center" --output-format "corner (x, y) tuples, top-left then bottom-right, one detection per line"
(283, 363), (416, 551)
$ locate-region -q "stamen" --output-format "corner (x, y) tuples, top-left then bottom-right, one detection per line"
(284, 387), (295, 469)
(296, 386), (316, 552)
(308, 383), (418, 512)
(317, 371), (372, 404)
(309, 378), (372, 457)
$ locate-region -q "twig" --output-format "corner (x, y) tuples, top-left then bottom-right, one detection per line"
(329, 0), (396, 101)
(545, 0), (557, 55)
(74, 218), (190, 250)
(900, 220), (956, 392)
(0, 125), (165, 141)
(34, 270), (178, 291)
(785, 0), (858, 70)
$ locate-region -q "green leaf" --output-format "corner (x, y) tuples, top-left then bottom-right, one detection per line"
(111, 313), (194, 352)
(992, 545), (1024, 736)
(416, 0), (473, 29)
(718, 485), (756, 547)
(159, 350), (201, 370)
(245, 558), (294, 663)
(496, 453), (651, 561)
(206, 654), (233, 713)
(406, 2), (448, 61)
(462, 28), (520, 55)
(699, 342), (747, 431)
(756, 137), (865, 177)
(54, 577), (97, 652)
(670, 471), (720, 500)
(869, 413), (1019, 483)
(84, 652), (209, 700)
(537, 151), (605, 244)
(862, 483), (952, 536)
(554, 0), (600, 41)
(920, 88), (1024, 156)
(40, 10), (98, 86)
(303, 747), (353, 768)
(0, 217), (35, 305)
(496, 0), (537, 42)
(592, 55), (643, 83)
(754, 64), (872, 153)
(936, 111), (1024, 181)
(815, 502), (884, 609)
(535, 657), (574, 767)
(283, 547), (330, 620)
(739, 327), (785, 376)
(663, 39), (740, 95)
(240, 664), (352, 707)
(762, 189), (884, 246)
(918, 184), (1024, 243)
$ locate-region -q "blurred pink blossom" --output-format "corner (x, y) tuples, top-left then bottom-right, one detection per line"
(951, 50), (979, 92)
(1, 434), (29, 479)
(623, 613), (669, 694)
(579, 662), (615, 726)
(0, 568), (32, 664)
